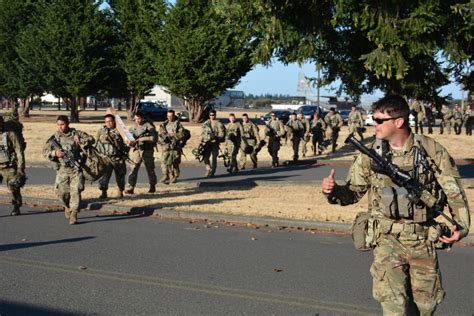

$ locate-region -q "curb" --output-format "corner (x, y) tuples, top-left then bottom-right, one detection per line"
(1, 194), (473, 246)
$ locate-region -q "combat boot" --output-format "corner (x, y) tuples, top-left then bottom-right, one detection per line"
(99, 189), (107, 199)
(10, 206), (21, 216)
(124, 187), (134, 195)
(204, 170), (212, 177)
(117, 191), (124, 198)
(148, 185), (156, 193)
(64, 207), (71, 219)
(69, 211), (78, 225)
(160, 174), (169, 184)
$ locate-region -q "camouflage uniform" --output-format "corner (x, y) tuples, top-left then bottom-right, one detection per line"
(95, 126), (127, 195)
(310, 117), (326, 155)
(464, 107), (473, 136)
(452, 107), (463, 135)
(286, 119), (305, 161)
(326, 133), (470, 315)
(43, 129), (94, 219)
(324, 112), (343, 152)
(348, 110), (364, 140)
(0, 126), (25, 212)
(411, 101), (426, 134)
(225, 121), (243, 172)
(439, 106), (453, 135)
(265, 119), (285, 167)
(201, 120), (225, 177)
(298, 117), (311, 157)
(127, 121), (158, 190)
(239, 121), (260, 169)
(158, 120), (186, 182)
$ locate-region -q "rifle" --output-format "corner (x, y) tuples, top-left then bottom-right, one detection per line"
(218, 148), (230, 168)
(254, 140), (267, 155)
(47, 136), (81, 171)
(345, 133), (461, 229)
(192, 141), (210, 162)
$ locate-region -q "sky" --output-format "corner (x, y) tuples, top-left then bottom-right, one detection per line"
(234, 61), (465, 102)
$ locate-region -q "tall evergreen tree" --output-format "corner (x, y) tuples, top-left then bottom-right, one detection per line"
(17, 0), (114, 122)
(108, 0), (167, 115)
(0, 0), (41, 117)
(156, 0), (254, 122)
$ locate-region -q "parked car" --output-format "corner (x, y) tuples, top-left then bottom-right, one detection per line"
(296, 105), (324, 120)
(136, 101), (168, 121)
(176, 110), (189, 122)
(365, 112), (415, 127)
(260, 110), (291, 124)
(338, 109), (351, 125)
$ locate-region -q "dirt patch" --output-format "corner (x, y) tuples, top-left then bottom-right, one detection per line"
(4, 184), (473, 231)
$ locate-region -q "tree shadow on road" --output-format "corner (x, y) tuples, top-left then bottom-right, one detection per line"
(0, 236), (95, 252)
(0, 300), (82, 316)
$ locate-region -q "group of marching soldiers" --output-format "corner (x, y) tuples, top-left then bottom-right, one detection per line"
(410, 100), (474, 136)
(39, 110), (190, 225)
(196, 106), (365, 174)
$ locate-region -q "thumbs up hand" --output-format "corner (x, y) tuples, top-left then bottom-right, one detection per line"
(322, 169), (336, 194)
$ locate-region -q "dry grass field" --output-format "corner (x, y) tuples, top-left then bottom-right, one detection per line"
(2, 183), (473, 231)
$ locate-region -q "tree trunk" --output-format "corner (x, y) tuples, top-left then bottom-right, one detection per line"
(94, 98), (98, 111)
(57, 98), (61, 110)
(19, 98), (31, 118)
(70, 97), (79, 123)
(79, 96), (86, 111)
(186, 99), (205, 123)
(127, 92), (138, 120)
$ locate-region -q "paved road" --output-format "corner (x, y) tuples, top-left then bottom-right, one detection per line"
(22, 160), (474, 187)
(1, 205), (473, 315)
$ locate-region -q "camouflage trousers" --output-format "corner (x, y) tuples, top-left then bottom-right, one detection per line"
(239, 139), (257, 169)
(371, 235), (444, 315)
(311, 132), (324, 155)
(440, 120), (452, 135)
(203, 142), (220, 175)
(127, 149), (157, 187)
(301, 135), (310, 156)
(267, 137), (281, 165)
(226, 140), (240, 169)
(0, 167), (22, 207)
(99, 159), (126, 191)
(290, 136), (301, 160)
(55, 167), (84, 213)
(161, 149), (181, 179)
(349, 124), (364, 140)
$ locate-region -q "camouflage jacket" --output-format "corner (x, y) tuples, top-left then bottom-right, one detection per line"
(324, 113), (343, 129)
(286, 119), (305, 138)
(453, 109), (463, 122)
(201, 120), (225, 143)
(43, 128), (94, 169)
(129, 121), (158, 151)
(95, 127), (127, 159)
(242, 121), (260, 142)
(348, 111), (363, 126)
(265, 119), (285, 138)
(0, 129), (25, 169)
(441, 107), (453, 121)
(225, 122), (243, 144)
(326, 133), (470, 239)
(159, 120), (185, 150)
(310, 118), (326, 134)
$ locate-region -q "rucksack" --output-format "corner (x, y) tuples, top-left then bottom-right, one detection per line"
(79, 143), (108, 182)
(5, 119), (26, 151)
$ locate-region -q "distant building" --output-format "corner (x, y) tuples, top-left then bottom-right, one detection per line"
(142, 86), (183, 108)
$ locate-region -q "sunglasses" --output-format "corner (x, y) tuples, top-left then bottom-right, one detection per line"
(209, 114), (215, 116)
(373, 116), (402, 124)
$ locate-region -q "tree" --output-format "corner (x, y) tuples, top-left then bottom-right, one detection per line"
(214, 0), (472, 100)
(108, 0), (167, 116)
(156, 0), (254, 122)
(17, 0), (115, 122)
(0, 0), (41, 118)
